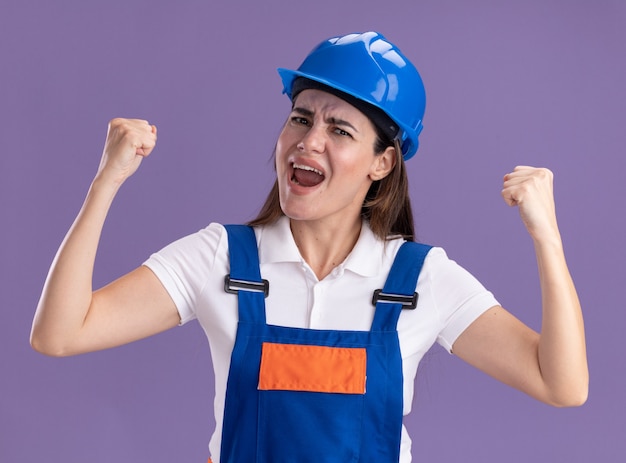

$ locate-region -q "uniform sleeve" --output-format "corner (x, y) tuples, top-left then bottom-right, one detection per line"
(426, 248), (499, 353)
(142, 223), (228, 325)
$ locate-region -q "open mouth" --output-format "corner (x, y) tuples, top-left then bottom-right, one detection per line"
(291, 163), (325, 187)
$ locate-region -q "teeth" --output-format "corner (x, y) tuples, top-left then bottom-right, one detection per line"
(293, 163), (323, 176)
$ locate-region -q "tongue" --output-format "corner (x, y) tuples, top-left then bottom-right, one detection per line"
(294, 168), (324, 187)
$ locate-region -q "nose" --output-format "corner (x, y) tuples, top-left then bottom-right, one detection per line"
(298, 124), (326, 154)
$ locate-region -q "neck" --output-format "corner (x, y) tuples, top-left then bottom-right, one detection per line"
(290, 216), (363, 280)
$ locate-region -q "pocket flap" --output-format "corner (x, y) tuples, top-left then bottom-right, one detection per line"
(258, 342), (366, 394)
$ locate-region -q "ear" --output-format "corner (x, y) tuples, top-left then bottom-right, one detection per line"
(369, 146), (397, 181)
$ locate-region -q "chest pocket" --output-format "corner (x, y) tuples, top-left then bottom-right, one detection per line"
(258, 342), (366, 394)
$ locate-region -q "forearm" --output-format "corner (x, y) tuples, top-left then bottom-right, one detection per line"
(534, 232), (588, 406)
(31, 177), (120, 356)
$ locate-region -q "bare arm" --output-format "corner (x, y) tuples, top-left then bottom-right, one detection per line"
(31, 118), (180, 357)
(452, 166), (588, 407)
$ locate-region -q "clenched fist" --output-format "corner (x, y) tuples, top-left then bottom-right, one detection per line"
(96, 118), (157, 187)
(502, 166), (560, 242)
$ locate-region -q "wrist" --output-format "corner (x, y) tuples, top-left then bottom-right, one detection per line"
(91, 169), (125, 194)
(86, 174), (124, 210)
(531, 229), (565, 256)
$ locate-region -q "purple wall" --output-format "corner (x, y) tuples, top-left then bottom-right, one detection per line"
(2, 1), (624, 461)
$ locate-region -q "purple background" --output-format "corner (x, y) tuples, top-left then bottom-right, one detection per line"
(1, 0), (624, 461)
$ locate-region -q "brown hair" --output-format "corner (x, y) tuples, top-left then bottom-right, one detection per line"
(247, 126), (415, 241)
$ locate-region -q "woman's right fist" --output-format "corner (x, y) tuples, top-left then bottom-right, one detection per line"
(97, 118), (157, 186)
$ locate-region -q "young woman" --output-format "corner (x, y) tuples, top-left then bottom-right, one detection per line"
(31, 32), (588, 463)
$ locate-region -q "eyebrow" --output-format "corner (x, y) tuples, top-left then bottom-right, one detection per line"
(292, 106), (360, 133)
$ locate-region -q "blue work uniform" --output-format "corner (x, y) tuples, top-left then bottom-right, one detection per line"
(218, 225), (431, 463)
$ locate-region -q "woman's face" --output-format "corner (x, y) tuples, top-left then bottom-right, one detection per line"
(275, 89), (393, 226)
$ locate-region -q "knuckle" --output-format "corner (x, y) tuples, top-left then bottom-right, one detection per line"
(109, 117), (125, 127)
(536, 167), (553, 181)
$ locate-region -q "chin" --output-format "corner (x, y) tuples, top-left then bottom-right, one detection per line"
(279, 190), (316, 221)
(281, 205), (314, 222)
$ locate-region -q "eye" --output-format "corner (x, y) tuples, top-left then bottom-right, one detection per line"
(333, 127), (352, 138)
(291, 116), (310, 126)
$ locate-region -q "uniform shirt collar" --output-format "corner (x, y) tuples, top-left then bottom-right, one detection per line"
(256, 216), (384, 278)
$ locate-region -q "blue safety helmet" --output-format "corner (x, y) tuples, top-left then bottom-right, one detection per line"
(278, 31), (426, 160)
